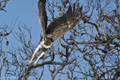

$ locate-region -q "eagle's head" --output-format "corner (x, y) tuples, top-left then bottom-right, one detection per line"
(44, 34), (53, 46)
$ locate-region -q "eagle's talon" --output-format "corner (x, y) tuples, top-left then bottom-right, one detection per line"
(33, 62), (37, 66)
(28, 61), (32, 65)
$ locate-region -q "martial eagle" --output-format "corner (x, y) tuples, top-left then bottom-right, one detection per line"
(28, 0), (82, 65)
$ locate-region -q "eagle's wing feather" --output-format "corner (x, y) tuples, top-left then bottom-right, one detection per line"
(38, 0), (47, 39)
(46, 4), (82, 41)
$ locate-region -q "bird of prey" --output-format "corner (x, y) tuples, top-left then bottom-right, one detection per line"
(28, 0), (82, 65)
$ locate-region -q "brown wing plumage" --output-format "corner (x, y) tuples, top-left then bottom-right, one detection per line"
(38, 0), (47, 39)
(46, 4), (82, 41)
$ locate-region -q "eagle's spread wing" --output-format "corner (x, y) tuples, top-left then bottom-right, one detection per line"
(46, 4), (82, 41)
(38, 0), (47, 39)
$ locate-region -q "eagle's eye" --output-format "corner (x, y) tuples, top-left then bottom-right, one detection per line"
(46, 34), (52, 38)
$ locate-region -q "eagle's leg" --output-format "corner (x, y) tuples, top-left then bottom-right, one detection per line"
(33, 52), (45, 65)
(28, 44), (42, 65)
